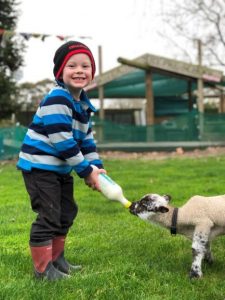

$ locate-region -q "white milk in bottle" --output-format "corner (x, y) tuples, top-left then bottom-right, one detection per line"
(91, 165), (131, 208)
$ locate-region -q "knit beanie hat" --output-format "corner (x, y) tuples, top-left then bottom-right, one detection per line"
(53, 41), (96, 81)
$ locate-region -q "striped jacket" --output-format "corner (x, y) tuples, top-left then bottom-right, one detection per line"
(17, 86), (103, 178)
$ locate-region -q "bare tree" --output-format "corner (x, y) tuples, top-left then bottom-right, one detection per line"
(160, 0), (225, 69)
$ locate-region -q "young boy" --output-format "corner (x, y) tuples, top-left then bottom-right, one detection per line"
(17, 41), (106, 280)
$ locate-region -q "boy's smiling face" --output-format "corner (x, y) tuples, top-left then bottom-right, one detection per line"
(61, 53), (93, 99)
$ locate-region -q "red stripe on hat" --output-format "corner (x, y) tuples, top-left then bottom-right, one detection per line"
(55, 49), (95, 80)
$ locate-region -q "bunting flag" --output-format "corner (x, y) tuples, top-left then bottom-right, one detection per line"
(0, 28), (92, 46)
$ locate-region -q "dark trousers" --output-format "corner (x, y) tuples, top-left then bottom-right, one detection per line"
(22, 169), (78, 243)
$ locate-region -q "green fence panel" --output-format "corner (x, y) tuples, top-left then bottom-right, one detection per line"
(1, 112), (225, 160)
(93, 111), (200, 143)
(0, 126), (27, 160)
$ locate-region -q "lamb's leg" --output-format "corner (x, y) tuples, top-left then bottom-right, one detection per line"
(190, 226), (211, 279)
(204, 241), (214, 265)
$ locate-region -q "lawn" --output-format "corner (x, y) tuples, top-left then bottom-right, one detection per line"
(1, 156), (225, 300)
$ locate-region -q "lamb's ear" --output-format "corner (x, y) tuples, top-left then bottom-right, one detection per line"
(158, 206), (169, 213)
(163, 195), (171, 202)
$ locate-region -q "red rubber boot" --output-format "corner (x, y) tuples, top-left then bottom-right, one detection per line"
(30, 240), (69, 280)
(52, 236), (82, 274)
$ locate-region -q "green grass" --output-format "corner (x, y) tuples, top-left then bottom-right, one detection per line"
(1, 156), (225, 300)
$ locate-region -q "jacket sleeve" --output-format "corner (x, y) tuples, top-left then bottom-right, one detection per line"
(80, 120), (104, 169)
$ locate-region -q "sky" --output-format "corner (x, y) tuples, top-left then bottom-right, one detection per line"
(16, 0), (172, 83)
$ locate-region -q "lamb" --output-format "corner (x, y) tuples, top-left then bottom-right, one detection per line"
(129, 193), (225, 279)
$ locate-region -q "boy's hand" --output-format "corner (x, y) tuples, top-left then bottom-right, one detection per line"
(84, 166), (106, 191)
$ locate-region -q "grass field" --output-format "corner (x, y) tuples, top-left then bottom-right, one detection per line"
(1, 156), (225, 300)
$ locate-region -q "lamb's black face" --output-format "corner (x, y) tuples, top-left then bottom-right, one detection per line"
(129, 194), (171, 217)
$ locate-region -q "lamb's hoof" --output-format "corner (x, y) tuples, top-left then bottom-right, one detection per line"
(189, 269), (202, 279)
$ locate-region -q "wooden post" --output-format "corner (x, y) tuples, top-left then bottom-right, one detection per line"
(197, 39), (204, 140)
(97, 45), (104, 143)
(98, 45), (104, 120)
(197, 78), (204, 112)
(145, 70), (154, 125)
(219, 92), (225, 113)
(145, 70), (154, 141)
(197, 39), (204, 113)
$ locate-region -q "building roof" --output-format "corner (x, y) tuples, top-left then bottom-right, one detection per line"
(86, 53), (224, 99)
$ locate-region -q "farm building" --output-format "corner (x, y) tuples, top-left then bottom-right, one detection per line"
(85, 52), (225, 150)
